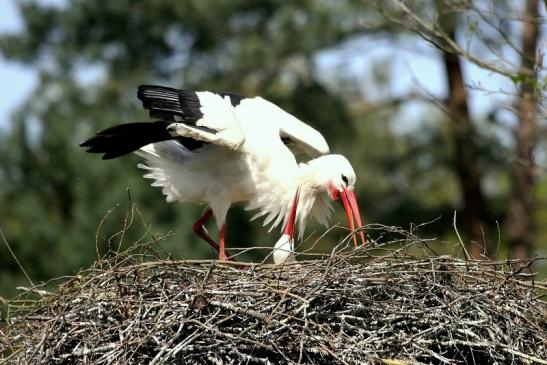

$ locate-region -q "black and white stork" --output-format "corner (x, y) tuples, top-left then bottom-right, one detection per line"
(81, 85), (365, 264)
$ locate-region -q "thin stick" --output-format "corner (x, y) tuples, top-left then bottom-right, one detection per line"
(0, 227), (35, 289)
(453, 211), (470, 260)
(500, 346), (547, 365)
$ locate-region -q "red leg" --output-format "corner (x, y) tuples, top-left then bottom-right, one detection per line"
(192, 209), (221, 252)
(219, 224), (227, 261)
(192, 209), (233, 260)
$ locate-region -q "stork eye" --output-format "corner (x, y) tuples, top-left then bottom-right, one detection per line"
(341, 174), (349, 186)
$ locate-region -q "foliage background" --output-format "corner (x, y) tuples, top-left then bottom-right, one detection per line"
(0, 0), (545, 298)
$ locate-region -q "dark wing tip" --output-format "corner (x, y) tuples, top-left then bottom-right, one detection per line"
(137, 85), (183, 103)
(102, 152), (122, 160)
(138, 85), (247, 109)
(137, 84), (178, 92)
(79, 122), (173, 159)
(218, 91), (246, 107)
(137, 85), (204, 122)
(79, 135), (102, 150)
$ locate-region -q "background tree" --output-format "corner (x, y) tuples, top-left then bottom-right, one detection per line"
(507, 0), (541, 263)
(438, 2), (493, 258)
(373, 0), (545, 259)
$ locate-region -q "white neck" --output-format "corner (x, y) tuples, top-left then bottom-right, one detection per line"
(247, 158), (333, 238)
(290, 162), (333, 237)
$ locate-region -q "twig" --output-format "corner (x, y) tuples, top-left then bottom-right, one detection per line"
(500, 346), (547, 364)
(0, 227), (35, 289)
(3, 224), (545, 364)
(453, 211), (471, 260)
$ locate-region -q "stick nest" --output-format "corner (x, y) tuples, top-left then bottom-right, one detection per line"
(1, 226), (546, 364)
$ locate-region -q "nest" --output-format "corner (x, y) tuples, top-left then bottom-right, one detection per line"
(1, 226), (546, 364)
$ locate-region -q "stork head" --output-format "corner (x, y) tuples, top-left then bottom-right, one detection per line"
(306, 154), (366, 247)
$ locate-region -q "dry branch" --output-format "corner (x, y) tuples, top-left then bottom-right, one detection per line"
(1, 227), (546, 364)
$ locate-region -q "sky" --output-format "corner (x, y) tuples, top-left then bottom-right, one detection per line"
(0, 0), (38, 129)
(0, 0), (544, 133)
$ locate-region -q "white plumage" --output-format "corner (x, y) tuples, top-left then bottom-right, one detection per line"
(81, 85), (365, 263)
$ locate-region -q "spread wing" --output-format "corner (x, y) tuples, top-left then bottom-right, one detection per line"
(275, 102), (330, 158)
(81, 85), (328, 160)
(234, 96), (330, 158)
(80, 86), (246, 159)
(137, 85), (245, 150)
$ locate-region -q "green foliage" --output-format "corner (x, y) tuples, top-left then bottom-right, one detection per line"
(0, 0), (542, 298)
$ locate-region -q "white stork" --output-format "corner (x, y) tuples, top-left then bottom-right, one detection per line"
(81, 85), (365, 264)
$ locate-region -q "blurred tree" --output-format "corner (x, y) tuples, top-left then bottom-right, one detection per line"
(374, 0), (545, 259)
(437, 2), (493, 258)
(507, 0), (541, 263)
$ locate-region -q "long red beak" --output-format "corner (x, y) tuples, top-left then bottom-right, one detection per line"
(340, 188), (366, 247)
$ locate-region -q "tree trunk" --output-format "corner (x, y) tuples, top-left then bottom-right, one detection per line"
(441, 29), (492, 259)
(507, 0), (540, 263)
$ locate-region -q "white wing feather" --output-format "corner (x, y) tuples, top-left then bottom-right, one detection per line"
(251, 97), (330, 157)
(168, 92), (245, 150)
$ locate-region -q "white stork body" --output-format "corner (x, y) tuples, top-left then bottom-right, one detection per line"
(81, 86), (365, 263)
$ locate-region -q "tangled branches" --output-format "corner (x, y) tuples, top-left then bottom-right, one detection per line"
(1, 226), (546, 364)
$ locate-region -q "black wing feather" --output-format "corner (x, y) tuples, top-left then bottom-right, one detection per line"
(80, 121), (203, 160)
(137, 85), (246, 123)
(81, 85), (245, 160)
(137, 85), (203, 123)
(218, 91), (245, 107)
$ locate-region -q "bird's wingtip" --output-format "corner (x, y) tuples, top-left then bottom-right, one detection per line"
(79, 139), (92, 147)
(137, 84), (179, 96)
